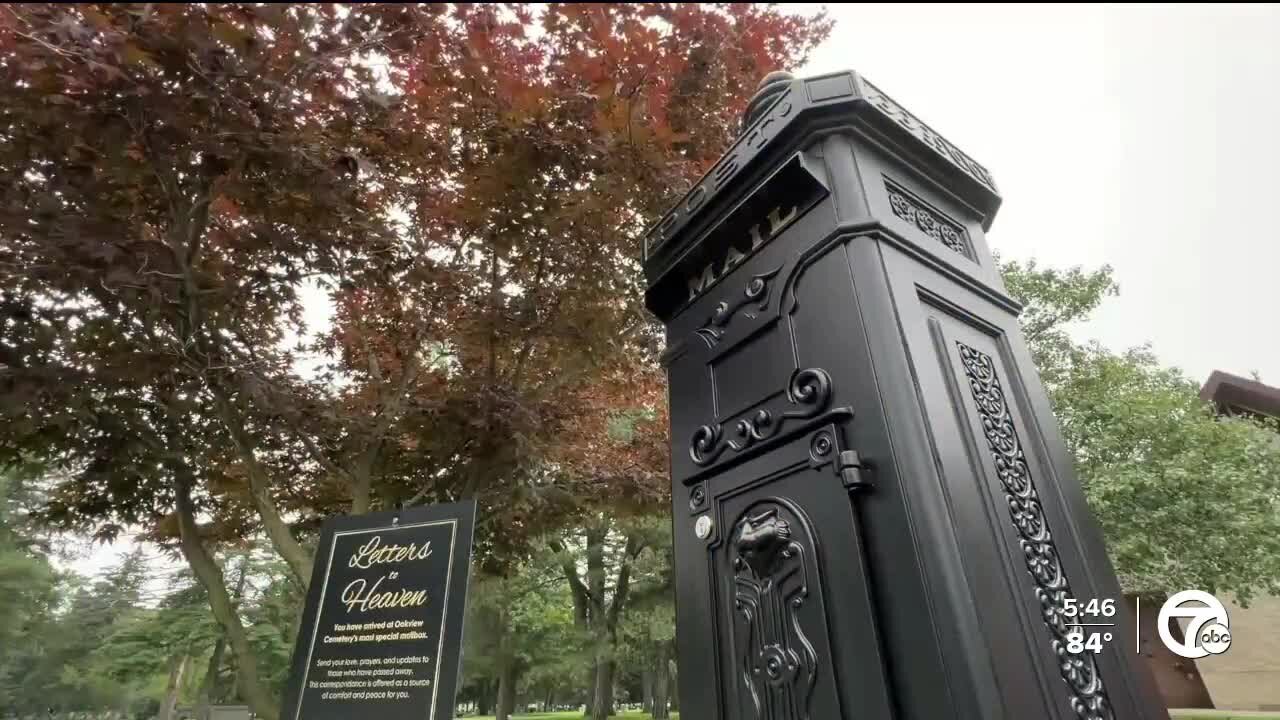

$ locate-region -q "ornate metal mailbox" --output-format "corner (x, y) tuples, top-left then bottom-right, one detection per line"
(643, 70), (1168, 720)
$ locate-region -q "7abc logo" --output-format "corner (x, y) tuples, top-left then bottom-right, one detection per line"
(1158, 590), (1232, 659)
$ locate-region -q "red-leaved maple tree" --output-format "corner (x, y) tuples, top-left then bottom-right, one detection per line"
(0, 4), (831, 717)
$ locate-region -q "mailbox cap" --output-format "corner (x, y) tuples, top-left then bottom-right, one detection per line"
(642, 70), (1002, 294)
(742, 71), (796, 133)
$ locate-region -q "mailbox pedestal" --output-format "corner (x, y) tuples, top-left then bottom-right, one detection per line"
(643, 70), (1167, 720)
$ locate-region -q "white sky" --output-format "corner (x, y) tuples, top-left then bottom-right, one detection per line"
(67, 3), (1280, 581)
(799, 3), (1280, 385)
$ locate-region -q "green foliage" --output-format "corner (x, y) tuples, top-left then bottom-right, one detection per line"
(0, 510), (300, 715)
(1000, 258), (1120, 345)
(0, 468), (64, 711)
(617, 603), (674, 677)
(0, 469), (57, 650)
(0, 546), (151, 713)
(90, 574), (219, 684)
(1000, 259), (1280, 603)
(241, 554), (307, 697)
(462, 552), (587, 706)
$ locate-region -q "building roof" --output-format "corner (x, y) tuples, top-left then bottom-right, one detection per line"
(1200, 370), (1280, 419)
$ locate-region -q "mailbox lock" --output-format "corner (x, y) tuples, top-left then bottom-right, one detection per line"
(695, 515), (714, 540)
(690, 485), (707, 510)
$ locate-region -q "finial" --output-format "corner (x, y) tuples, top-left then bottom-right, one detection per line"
(742, 70), (795, 134)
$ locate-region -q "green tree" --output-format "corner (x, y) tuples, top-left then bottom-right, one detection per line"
(1001, 258), (1280, 603)
(463, 560), (580, 720)
(240, 553), (307, 700)
(0, 547), (151, 714)
(618, 582), (675, 718)
(56, 548), (152, 709)
(91, 575), (221, 720)
(0, 467), (65, 712)
(549, 515), (673, 720)
(0, 468), (57, 653)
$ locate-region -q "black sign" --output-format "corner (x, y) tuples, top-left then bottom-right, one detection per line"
(282, 501), (476, 720)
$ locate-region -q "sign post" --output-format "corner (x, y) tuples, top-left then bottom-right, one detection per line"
(643, 70), (1168, 719)
(282, 501), (476, 720)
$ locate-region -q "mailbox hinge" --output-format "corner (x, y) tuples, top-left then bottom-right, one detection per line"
(837, 450), (872, 491)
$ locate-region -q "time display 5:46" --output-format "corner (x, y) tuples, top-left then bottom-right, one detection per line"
(1062, 597), (1116, 619)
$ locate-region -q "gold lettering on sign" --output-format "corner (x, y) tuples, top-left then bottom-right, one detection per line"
(348, 535), (433, 569)
(334, 533), (438, 616)
(341, 577), (430, 613)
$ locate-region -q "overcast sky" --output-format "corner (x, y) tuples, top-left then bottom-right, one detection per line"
(799, 3), (1280, 386)
(70, 3), (1280, 581)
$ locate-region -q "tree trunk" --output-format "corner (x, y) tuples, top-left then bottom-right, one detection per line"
(495, 661), (519, 720)
(668, 643), (679, 713)
(196, 634), (227, 717)
(175, 472), (280, 720)
(582, 657), (597, 718)
(159, 654), (189, 720)
(555, 523), (643, 720)
(162, 190), (313, 593)
(198, 559), (242, 718)
(213, 394), (312, 590)
(597, 532), (640, 720)
(477, 680), (493, 716)
(350, 471), (373, 515)
(652, 644), (671, 720)
(585, 525), (609, 720)
(641, 668), (654, 714)
(589, 655), (615, 720)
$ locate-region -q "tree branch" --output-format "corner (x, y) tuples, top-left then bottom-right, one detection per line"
(549, 537), (593, 627)
(607, 533), (643, 631)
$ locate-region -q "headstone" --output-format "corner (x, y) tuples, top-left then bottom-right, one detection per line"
(643, 70), (1169, 720)
(282, 501), (476, 720)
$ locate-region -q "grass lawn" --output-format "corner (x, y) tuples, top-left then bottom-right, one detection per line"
(463, 707), (675, 712)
